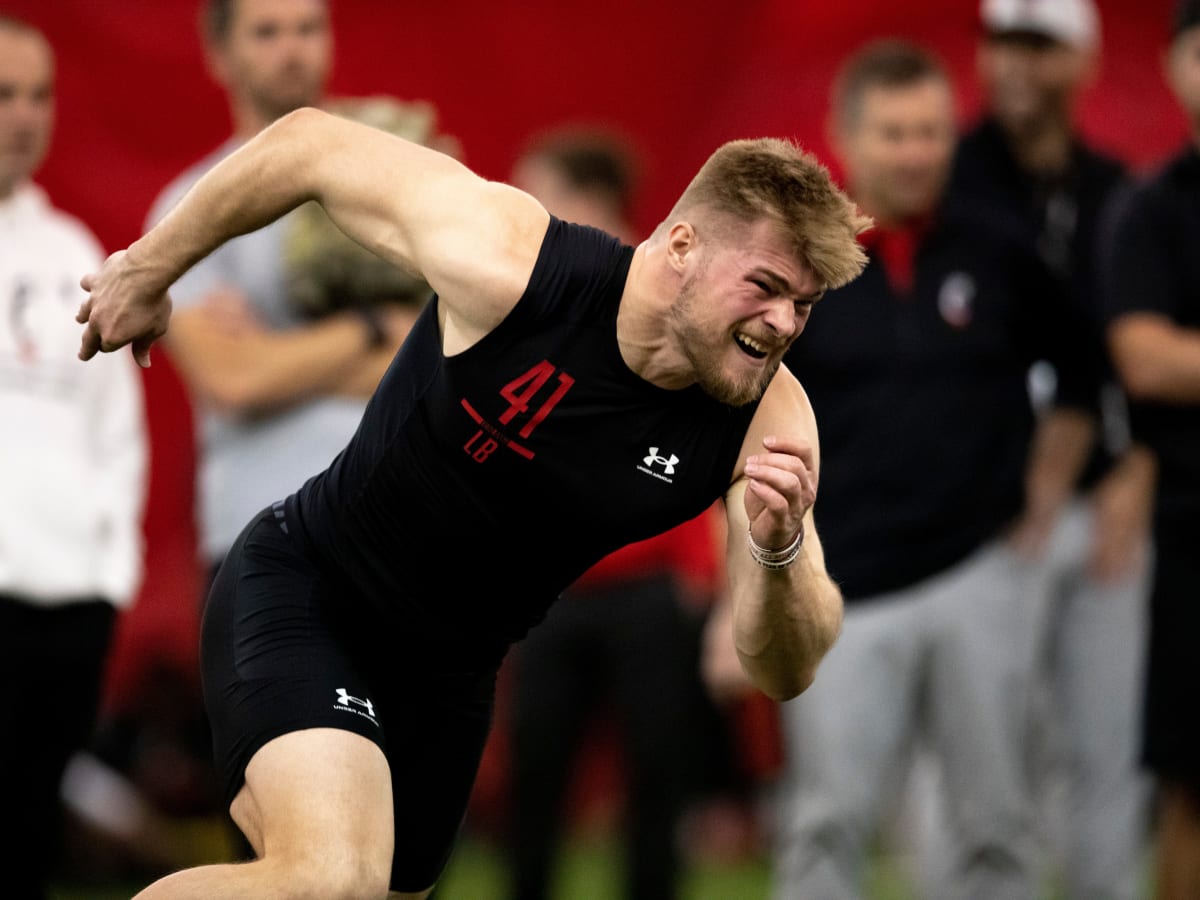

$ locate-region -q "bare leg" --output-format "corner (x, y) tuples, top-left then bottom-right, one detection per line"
(1155, 781), (1200, 900)
(133, 728), (394, 900)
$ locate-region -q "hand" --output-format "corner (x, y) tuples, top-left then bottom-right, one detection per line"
(1088, 458), (1154, 582)
(1008, 495), (1062, 561)
(743, 434), (815, 552)
(77, 249), (172, 368)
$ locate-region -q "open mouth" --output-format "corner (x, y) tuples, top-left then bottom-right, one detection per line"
(735, 332), (769, 361)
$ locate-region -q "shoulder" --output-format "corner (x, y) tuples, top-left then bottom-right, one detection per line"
(516, 217), (632, 316)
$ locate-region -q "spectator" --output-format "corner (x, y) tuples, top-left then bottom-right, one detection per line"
(1104, 3), (1200, 897)
(771, 39), (1090, 900)
(146, 0), (418, 592)
(0, 15), (148, 899)
(107, 0), (440, 854)
(940, 2), (1154, 895)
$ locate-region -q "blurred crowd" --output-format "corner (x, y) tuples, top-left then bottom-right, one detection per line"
(2, 0), (1199, 898)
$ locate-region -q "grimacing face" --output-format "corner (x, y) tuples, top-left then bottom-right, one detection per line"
(211, 0), (332, 122)
(669, 218), (821, 407)
(837, 76), (957, 223)
(1168, 26), (1200, 128)
(0, 28), (54, 198)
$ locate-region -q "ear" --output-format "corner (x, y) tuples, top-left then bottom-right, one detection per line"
(665, 221), (696, 274)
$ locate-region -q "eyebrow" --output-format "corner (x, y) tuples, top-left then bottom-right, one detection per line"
(749, 267), (824, 303)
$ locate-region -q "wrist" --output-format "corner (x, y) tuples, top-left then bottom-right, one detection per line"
(747, 522), (804, 570)
(125, 236), (177, 298)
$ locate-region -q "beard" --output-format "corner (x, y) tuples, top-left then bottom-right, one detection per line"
(670, 276), (779, 407)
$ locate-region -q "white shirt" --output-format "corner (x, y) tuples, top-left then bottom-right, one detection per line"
(0, 183), (147, 606)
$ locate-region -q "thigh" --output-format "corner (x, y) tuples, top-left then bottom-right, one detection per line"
(925, 540), (1045, 819)
(201, 509), (389, 813)
(382, 667), (497, 894)
(234, 726), (394, 874)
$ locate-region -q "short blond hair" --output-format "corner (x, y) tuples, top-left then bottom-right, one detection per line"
(667, 138), (871, 290)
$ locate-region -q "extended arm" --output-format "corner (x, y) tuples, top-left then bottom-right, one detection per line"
(79, 107), (548, 365)
(722, 370), (843, 701)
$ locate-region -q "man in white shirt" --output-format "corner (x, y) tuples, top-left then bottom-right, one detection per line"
(0, 15), (147, 899)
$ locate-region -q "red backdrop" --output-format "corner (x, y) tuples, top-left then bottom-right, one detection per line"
(4, 0), (1185, 707)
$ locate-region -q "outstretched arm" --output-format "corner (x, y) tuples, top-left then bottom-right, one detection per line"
(722, 369), (842, 701)
(78, 106), (548, 366)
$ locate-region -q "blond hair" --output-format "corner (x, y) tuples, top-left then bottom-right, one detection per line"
(666, 138), (871, 290)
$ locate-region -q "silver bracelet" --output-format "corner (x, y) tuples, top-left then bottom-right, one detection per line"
(747, 523), (804, 570)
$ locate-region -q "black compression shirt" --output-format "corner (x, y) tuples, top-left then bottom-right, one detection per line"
(284, 218), (758, 663)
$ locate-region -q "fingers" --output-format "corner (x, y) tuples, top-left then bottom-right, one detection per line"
(75, 296), (93, 324)
(132, 336), (154, 369)
(78, 322), (102, 361)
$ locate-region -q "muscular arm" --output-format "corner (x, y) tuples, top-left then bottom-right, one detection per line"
(79, 107), (548, 364)
(722, 369), (843, 701)
(1108, 313), (1200, 404)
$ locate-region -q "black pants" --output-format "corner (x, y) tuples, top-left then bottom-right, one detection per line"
(0, 595), (115, 900)
(505, 575), (713, 900)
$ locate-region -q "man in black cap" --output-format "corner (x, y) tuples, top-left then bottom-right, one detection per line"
(946, 2), (1155, 897)
(1104, 4), (1200, 898)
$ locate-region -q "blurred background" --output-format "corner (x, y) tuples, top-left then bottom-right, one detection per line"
(1, 1), (1185, 897)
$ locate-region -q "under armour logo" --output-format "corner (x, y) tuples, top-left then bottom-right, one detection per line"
(335, 688), (376, 721)
(643, 447), (680, 475)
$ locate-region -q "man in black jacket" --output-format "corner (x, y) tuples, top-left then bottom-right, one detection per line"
(1105, 4), (1200, 897)
(945, 2), (1154, 896)
(771, 38), (1093, 900)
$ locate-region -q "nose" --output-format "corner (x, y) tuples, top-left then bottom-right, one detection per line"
(762, 297), (798, 339)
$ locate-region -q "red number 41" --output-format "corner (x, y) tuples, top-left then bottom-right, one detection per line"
(498, 360), (575, 438)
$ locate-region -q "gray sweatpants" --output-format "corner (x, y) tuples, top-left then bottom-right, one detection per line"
(770, 537), (1045, 900)
(1029, 498), (1152, 899)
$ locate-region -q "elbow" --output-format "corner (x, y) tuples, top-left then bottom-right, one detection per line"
(760, 666), (817, 703)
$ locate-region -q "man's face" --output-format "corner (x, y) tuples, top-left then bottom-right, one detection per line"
(978, 32), (1092, 132)
(210, 0), (331, 122)
(670, 218), (822, 407)
(1167, 27), (1200, 127)
(0, 28), (54, 198)
(836, 77), (956, 223)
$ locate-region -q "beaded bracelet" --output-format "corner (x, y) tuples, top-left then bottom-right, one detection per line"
(747, 522), (804, 570)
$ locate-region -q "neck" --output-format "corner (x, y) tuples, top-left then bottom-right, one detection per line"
(615, 242), (693, 390)
(229, 98), (274, 140)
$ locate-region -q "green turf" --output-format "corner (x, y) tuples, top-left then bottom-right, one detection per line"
(49, 828), (1151, 899)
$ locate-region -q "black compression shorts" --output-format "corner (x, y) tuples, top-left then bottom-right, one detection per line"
(201, 506), (497, 892)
